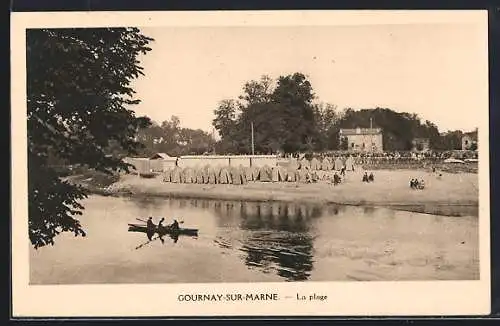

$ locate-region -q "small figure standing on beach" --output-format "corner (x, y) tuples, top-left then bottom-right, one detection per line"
(362, 172), (369, 183)
(333, 172), (341, 186)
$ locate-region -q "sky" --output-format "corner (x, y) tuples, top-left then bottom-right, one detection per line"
(128, 23), (487, 134)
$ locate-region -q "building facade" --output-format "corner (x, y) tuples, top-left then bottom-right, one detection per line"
(339, 127), (383, 153)
(462, 130), (478, 150)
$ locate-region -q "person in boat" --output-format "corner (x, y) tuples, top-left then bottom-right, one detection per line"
(155, 218), (166, 243)
(147, 217), (154, 229)
(362, 172), (369, 183)
(368, 172), (374, 182)
(170, 219), (180, 232)
(157, 220), (166, 244)
(146, 217), (155, 240)
(157, 217), (165, 230)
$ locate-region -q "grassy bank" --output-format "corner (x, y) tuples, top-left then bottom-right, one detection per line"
(63, 169), (120, 194)
(74, 168), (479, 217)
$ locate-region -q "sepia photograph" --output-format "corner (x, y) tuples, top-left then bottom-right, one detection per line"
(11, 10), (490, 317)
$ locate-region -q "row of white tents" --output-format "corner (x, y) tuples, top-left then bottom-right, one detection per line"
(163, 165), (325, 184)
(294, 156), (355, 171)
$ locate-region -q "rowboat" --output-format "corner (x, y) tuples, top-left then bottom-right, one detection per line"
(128, 223), (199, 236)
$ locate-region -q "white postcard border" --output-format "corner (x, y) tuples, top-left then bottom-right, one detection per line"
(11, 10), (491, 317)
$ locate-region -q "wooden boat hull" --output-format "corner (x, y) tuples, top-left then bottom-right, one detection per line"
(128, 223), (198, 236)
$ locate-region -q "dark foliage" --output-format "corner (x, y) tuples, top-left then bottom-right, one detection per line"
(212, 73), (454, 154)
(27, 28), (153, 248)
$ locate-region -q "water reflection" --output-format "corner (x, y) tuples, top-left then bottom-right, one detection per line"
(134, 232), (183, 249)
(363, 206), (376, 215)
(208, 200), (322, 281)
(131, 198), (323, 281)
(31, 195), (479, 284)
(239, 231), (314, 281)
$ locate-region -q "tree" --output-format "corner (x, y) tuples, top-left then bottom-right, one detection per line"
(313, 102), (339, 150)
(238, 75), (274, 105)
(136, 115), (216, 156)
(178, 128), (214, 155)
(271, 73), (315, 106)
(27, 28), (153, 248)
(212, 99), (238, 139)
(136, 121), (164, 156)
(270, 73), (316, 152)
(159, 116), (182, 154)
(238, 102), (287, 154)
(212, 73), (324, 154)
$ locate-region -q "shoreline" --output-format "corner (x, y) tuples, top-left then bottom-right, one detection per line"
(78, 169), (479, 217)
(95, 189), (478, 217)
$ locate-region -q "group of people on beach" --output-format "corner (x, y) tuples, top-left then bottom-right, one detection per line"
(284, 150), (477, 162)
(330, 167), (374, 186)
(409, 178), (425, 190)
(362, 172), (375, 183)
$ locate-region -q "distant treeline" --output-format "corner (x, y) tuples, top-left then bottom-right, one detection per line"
(212, 73), (470, 154)
(132, 116), (215, 157)
(103, 72), (471, 160)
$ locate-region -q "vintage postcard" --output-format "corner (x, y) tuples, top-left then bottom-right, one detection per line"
(11, 10), (490, 317)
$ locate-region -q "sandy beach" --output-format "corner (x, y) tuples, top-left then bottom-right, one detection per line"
(82, 169), (479, 217)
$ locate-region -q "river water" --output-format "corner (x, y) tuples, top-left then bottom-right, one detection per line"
(30, 195), (479, 284)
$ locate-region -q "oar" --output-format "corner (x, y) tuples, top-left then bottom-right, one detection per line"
(134, 234), (163, 250)
(136, 218), (147, 223)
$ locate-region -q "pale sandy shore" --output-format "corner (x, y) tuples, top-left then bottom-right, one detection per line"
(92, 169), (479, 217)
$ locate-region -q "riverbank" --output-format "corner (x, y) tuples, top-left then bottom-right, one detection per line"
(69, 168), (479, 217)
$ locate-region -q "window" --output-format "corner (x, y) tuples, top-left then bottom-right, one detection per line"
(465, 140), (469, 145)
(351, 143), (355, 148)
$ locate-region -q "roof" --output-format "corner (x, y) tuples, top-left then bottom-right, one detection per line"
(339, 128), (382, 136)
(149, 152), (172, 160)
